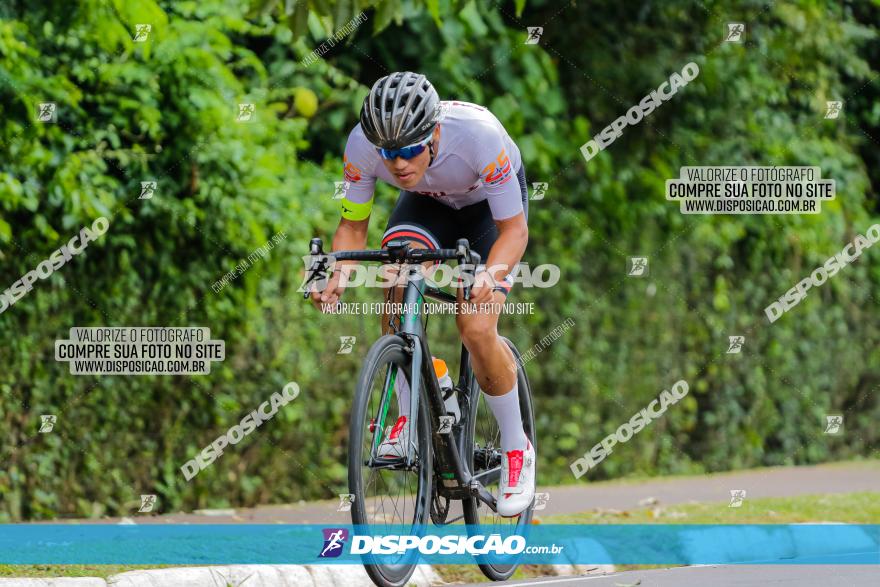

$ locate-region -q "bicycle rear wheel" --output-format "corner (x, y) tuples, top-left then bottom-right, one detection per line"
(348, 334), (432, 587)
(462, 337), (536, 581)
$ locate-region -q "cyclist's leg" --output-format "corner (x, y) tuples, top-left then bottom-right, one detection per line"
(453, 218), (521, 455)
(455, 164), (529, 446)
(453, 167), (533, 515)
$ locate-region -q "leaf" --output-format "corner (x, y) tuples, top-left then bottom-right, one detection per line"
(427, 0), (441, 27)
(287, 0), (310, 40)
(459, 0), (488, 37)
(0, 218), (11, 242)
(334, 0), (351, 29)
(373, 0), (399, 34)
(244, 0), (280, 18)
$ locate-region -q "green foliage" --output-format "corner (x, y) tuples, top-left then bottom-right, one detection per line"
(0, 0), (878, 521)
(0, 0), (348, 520)
(515, 0), (880, 479)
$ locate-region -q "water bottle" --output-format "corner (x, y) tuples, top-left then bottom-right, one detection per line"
(433, 357), (460, 423)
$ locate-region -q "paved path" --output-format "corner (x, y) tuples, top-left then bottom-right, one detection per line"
(50, 460), (877, 525)
(19, 461), (879, 587)
(535, 459), (880, 518)
(468, 563), (880, 587)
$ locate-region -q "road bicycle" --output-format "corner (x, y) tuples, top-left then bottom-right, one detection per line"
(304, 237), (536, 587)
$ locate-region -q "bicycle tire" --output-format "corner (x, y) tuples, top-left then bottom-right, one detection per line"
(348, 334), (433, 587)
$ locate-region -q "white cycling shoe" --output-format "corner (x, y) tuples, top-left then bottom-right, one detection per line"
(496, 437), (536, 517)
(376, 415), (412, 460)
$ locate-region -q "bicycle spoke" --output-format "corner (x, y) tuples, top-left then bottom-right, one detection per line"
(358, 359), (421, 532)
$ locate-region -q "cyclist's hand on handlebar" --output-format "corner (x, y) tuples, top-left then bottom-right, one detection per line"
(310, 269), (346, 312)
(466, 271), (498, 306)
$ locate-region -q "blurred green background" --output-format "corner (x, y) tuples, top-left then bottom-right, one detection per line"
(0, 0), (878, 521)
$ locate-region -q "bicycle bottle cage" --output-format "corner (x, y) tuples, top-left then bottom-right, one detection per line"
(444, 385), (461, 401)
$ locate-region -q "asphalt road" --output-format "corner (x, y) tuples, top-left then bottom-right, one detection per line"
(58, 460), (876, 525)
(25, 462), (879, 586)
(469, 563), (880, 586)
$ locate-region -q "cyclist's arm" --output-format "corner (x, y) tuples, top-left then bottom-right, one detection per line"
(466, 213), (527, 306)
(332, 217), (368, 260)
(338, 129), (378, 223)
(471, 126), (527, 297)
(312, 128), (377, 307)
(312, 217), (366, 303)
(484, 212), (528, 295)
(334, 131), (378, 276)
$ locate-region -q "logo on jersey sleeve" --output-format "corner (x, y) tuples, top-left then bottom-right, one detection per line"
(480, 148), (512, 187)
(343, 154), (362, 183)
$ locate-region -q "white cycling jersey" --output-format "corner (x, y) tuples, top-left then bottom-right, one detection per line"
(340, 100), (524, 221)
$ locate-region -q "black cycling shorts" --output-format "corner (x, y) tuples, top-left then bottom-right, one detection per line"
(382, 165), (528, 262)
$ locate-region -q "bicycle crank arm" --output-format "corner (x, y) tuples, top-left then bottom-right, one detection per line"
(469, 480), (498, 511)
(472, 465), (502, 487)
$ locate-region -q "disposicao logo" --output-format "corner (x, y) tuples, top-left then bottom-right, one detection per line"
(319, 528), (349, 558)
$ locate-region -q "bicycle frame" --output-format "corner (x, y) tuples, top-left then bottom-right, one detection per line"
(366, 264), (499, 511)
(303, 236), (501, 511)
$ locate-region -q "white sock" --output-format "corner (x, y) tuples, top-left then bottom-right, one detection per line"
(395, 373), (411, 419)
(482, 383), (526, 454)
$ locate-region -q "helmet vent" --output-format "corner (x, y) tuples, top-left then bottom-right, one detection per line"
(359, 71), (440, 149)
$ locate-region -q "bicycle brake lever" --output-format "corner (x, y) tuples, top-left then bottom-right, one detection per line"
(303, 238), (327, 299)
(456, 239), (480, 302)
(462, 261), (481, 302)
(303, 259), (332, 299)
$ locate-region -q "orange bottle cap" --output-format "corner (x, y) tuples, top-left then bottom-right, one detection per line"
(432, 356), (448, 377)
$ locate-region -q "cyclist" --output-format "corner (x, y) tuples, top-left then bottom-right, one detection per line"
(311, 71), (533, 517)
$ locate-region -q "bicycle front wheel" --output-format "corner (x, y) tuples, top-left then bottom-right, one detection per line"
(348, 334), (432, 587)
